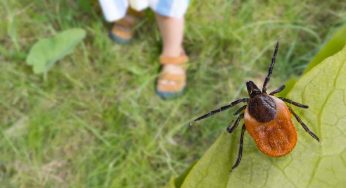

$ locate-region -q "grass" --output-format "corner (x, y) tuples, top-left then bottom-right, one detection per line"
(0, 0), (345, 187)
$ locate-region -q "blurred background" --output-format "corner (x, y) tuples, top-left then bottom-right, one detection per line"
(0, 0), (345, 187)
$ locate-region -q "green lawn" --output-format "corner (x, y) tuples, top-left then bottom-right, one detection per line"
(1, 0), (345, 187)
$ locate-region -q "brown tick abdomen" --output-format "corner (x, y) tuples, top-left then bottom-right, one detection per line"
(244, 96), (297, 157)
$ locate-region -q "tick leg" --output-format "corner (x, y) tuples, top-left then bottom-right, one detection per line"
(269, 85), (285, 95)
(289, 107), (320, 142)
(191, 98), (248, 124)
(232, 124), (246, 170)
(233, 105), (247, 116)
(279, 97), (308, 108)
(262, 41), (279, 93)
(227, 113), (244, 133)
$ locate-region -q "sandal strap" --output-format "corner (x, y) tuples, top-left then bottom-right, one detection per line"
(157, 53), (188, 93)
(157, 81), (185, 92)
(112, 25), (133, 38)
(160, 55), (188, 65)
(113, 25), (132, 32)
(157, 73), (186, 92)
(159, 72), (186, 82)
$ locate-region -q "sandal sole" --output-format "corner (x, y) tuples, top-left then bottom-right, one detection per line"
(109, 31), (131, 44)
(156, 88), (185, 100)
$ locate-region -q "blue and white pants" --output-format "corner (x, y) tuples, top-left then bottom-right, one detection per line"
(99, 0), (190, 22)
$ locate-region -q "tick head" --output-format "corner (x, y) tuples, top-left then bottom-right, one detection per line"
(246, 81), (262, 98)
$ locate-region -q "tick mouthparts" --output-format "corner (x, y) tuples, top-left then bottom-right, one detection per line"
(246, 81), (261, 97)
(246, 81), (258, 90)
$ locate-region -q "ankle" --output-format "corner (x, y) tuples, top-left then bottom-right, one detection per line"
(161, 47), (185, 57)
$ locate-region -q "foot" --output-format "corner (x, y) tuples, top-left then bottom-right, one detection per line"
(156, 54), (188, 99)
(109, 9), (143, 44)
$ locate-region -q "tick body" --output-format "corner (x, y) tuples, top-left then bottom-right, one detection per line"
(245, 95), (297, 157)
(191, 42), (319, 170)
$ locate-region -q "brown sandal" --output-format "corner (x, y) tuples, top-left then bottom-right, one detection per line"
(109, 9), (144, 44)
(156, 54), (189, 99)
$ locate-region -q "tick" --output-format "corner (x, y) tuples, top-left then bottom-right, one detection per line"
(191, 42), (319, 170)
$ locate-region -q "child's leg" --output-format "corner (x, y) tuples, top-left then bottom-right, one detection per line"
(156, 14), (185, 57)
(155, 14), (188, 99)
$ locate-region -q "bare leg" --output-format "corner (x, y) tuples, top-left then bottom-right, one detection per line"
(156, 14), (185, 57)
(232, 124), (246, 170)
(155, 14), (187, 95)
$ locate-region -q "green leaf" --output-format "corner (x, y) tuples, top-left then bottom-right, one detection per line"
(286, 44), (346, 187)
(165, 162), (197, 188)
(180, 132), (235, 188)
(171, 45), (346, 188)
(275, 77), (297, 97)
(26, 28), (86, 74)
